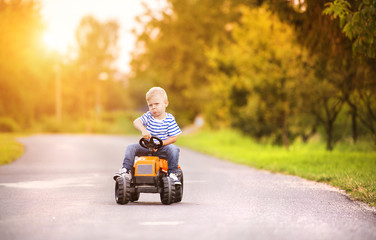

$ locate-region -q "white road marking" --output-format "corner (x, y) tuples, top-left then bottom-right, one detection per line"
(0, 177), (95, 189)
(184, 180), (206, 183)
(139, 221), (184, 226)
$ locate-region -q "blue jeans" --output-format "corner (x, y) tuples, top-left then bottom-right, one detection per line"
(122, 143), (180, 174)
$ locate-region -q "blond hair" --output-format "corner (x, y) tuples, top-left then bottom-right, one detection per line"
(146, 87), (168, 102)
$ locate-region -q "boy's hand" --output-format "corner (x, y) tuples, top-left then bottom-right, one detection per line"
(142, 130), (151, 140)
(134, 118), (151, 140)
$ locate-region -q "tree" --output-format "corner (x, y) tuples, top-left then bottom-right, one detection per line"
(323, 0), (376, 142)
(267, 0), (375, 149)
(206, 6), (311, 148)
(323, 0), (376, 58)
(346, 59), (376, 142)
(129, 0), (376, 148)
(73, 16), (120, 130)
(130, 0), (259, 126)
(0, 0), (51, 129)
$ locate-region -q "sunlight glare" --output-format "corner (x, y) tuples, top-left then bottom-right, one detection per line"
(40, 0), (169, 71)
(43, 27), (70, 53)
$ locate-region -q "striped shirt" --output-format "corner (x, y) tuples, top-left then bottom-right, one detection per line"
(140, 111), (182, 140)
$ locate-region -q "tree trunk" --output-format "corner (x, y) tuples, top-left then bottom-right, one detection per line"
(351, 109), (358, 143)
(282, 120), (289, 150)
(326, 124), (334, 151)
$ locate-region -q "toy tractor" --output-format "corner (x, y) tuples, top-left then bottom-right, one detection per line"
(115, 136), (183, 205)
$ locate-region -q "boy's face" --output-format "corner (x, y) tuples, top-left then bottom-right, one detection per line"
(147, 95), (168, 119)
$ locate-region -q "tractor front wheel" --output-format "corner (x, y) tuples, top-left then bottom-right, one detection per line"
(115, 175), (130, 204)
(160, 176), (175, 205)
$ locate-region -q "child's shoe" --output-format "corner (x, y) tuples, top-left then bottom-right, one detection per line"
(169, 173), (181, 185)
(113, 168), (132, 181)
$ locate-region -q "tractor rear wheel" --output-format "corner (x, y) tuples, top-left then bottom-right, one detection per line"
(130, 192), (140, 202)
(160, 176), (175, 205)
(115, 175), (130, 204)
(175, 170), (184, 203)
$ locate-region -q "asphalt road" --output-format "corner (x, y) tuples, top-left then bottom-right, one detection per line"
(0, 135), (375, 240)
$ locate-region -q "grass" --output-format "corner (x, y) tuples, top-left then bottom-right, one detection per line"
(178, 129), (376, 207)
(0, 134), (24, 165)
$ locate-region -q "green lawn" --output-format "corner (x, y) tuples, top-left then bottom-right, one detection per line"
(0, 134), (24, 165)
(178, 129), (376, 206)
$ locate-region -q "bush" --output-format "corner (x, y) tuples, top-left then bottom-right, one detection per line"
(0, 118), (21, 132)
(0, 134), (24, 165)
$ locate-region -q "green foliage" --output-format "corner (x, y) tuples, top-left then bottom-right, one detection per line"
(324, 0), (376, 58)
(130, 0), (260, 126)
(267, 0), (376, 149)
(206, 6), (312, 147)
(178, 129), (376, 206)
(128, 0), (376, 149)
(323, 0), (352, 22)
(0, 134), (24, 165)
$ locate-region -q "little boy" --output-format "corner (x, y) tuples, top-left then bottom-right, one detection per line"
(113, 87), (182, 184)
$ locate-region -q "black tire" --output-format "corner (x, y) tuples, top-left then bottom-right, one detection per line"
(115, 175), (130, 204)
(175, 170), (184, 203)
(160, 176), (175, 205)
(130, 192), (140, 202)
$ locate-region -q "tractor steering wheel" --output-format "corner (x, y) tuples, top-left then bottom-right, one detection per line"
(139, 136), (163, 152)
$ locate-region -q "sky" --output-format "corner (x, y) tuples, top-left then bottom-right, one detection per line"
(39, 0), (168, 73)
